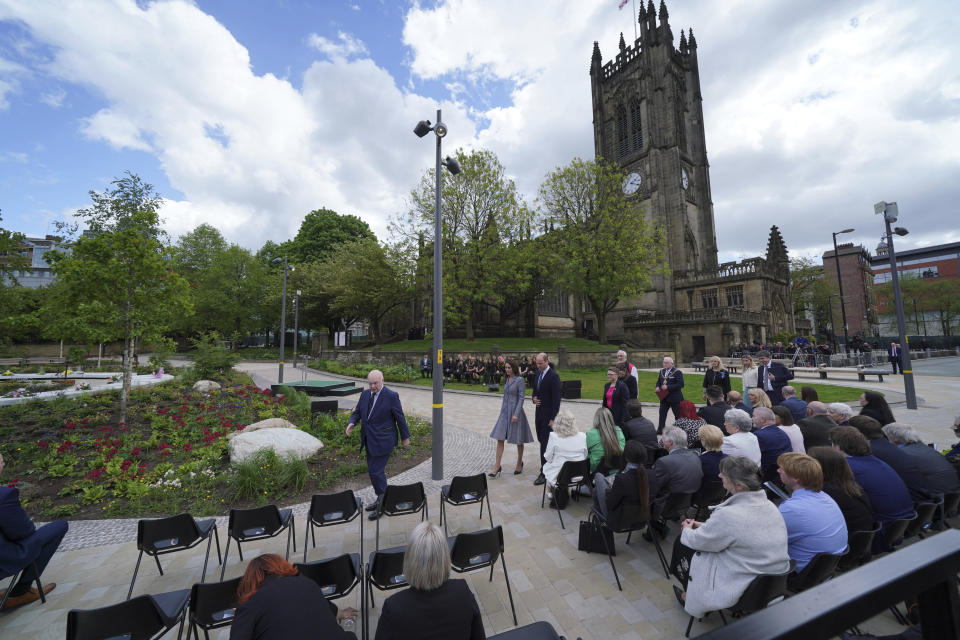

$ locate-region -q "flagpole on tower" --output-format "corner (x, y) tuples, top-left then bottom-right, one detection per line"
(619, 0), (638, 42)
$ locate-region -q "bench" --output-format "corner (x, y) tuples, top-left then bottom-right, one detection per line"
(690, 362), (740, 374)
(813, 366), (885, 382)
(857, 368), (887, 383)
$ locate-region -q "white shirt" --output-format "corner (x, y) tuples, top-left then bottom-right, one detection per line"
(779, 424), (806, 454)
(722, 431), (762, 466)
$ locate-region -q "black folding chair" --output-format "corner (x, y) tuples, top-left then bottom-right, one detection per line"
(128, 513), (221, 600)
(786, 549), (846, 593)
(304, 490), (363, 563)
(220, 505), (295, 580)
(650, 492), (694, 578)
(881, 513), (916, 552)
(185, 577), (241, 640)
(540, 459), (591, 529)
(296, 554), (365, 640)
(590, 501), (649, 591)
(67, 590), (190, 640)
(837, 525), (880, 572)
(450, 526), (517, 626)
(0, 560), (46, 611)
(685, 560), (794, 637)
(365, 544), (407, 636)
(904, 501), (938, 540)
(487, 620), (568, 639)
(690, 482), (728, 521)
(439, 473), (493, 537)
(375, 483), (427, 551)
(942, 490), (960, 523)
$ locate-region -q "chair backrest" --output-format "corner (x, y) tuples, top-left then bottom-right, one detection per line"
(692, 481), (728, 508)
(615, 502), (650, 532)
(67, 595), (164, 640)
(729, 560), (795, 616)
(838, 526), (879, 571)
(660, 492), (694, 520)
(556, 459), (590, 486)
(229, 505), (282, 538)
(447, 474), (488, 502)
(943, 490), (960, 518)
(904, 502), (938, 539)
(295, 554), (360, 599)
(486, 620), (562, 640)
(450, 526), (503, 573)
(791, 551), (844, 591)
(137, 513), (200, 553)
(368, 549), (407, 590)
(308, 490), (360, 526)
(189, 577), (241, 630)
(381, 483), (426, 515)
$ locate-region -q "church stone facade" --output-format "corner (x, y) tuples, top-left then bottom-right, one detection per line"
(572, 0), (795, 361)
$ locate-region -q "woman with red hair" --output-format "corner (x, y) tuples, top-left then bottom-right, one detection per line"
(672, 400), (707, 449)
(231, 553), (358, 639)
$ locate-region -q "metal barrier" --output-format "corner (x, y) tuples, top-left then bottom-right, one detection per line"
(698, 529), (960, 640)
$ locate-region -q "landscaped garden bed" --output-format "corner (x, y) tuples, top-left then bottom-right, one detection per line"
(0, 371), (431, 520)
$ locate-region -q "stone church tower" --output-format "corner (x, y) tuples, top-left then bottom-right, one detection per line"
(590, 0), (717, 313)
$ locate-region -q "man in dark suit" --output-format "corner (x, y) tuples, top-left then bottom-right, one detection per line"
(888, 342), (902, 374)
(419, 353), (431, 378)
(727, 390), (753, 416)
(755, 350), (793, 404)
(797, 401), (838, 450)
(347, 370), (411, 519)
(532, 352), (562, 486)
(622, 400), (659, 452)
(751, 407), (793, 481)
(0, 453), (68, 610)
(655, 356), (685, 434)
(779, 386), (808, 424)
(650, 426), (702, 522)
(698, 385), (732, 432)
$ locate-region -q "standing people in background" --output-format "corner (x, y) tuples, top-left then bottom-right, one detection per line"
(656, 356), (685, 434)
(755, 350), (794, 405)
(420, 353), (431, 379)
(230, 554), (358, 640)
(617, 362), (638, 400)
(702, 356), (731, 400)
(587, 407), (626, 476)
(740, 355), (758, 409)
(346, 370), (411, 520)
(888, 342), (902, 374)
(779, 386), (807, 424)
(858, 391), (896, 426)
(488, 360), (533, 478)
(532, 352), (562, 486)
(617, 350), (640, 397)
(602, 365), (630, 426)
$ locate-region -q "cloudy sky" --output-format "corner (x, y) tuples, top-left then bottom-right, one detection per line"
(1, 0), (958, 263)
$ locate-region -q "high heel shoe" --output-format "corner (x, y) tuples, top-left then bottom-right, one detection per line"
(488, 467), (502, 478)
(513, 461), (524, 475)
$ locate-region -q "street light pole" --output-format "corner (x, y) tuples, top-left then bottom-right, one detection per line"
(273, 256), (289, 384)
(831, 228), (855, 358)
(292, 289), (301, 369)
(875, 201), (917, 409)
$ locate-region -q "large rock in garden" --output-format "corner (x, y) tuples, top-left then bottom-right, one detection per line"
(228, 418), (323, 463)
(193, 380), (222, 393)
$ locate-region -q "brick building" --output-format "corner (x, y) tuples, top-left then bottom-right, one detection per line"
(821, 242), (878, 340)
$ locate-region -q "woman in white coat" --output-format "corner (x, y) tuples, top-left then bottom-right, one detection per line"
(740, 355), (758, 409)
(674, 456), (791, 618)
(541, 409), (587, 507)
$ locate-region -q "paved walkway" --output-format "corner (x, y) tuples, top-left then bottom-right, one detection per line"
(2, 361), (957, 639)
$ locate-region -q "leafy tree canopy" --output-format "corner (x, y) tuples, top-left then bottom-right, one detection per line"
(287, 208), (375, 264)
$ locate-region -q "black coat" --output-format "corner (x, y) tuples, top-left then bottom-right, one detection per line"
(822, 483), (874, 534)
(697, 402), (732, 432)
(374, 578), (484, 640)
(797, 415), (837, 449)
(533, 366), (562, 429)
(230, 575), (349, 640)
(622, 416), (659, 451)
(602, 380), (630, 425)
(702, 369), (731, 397)
(602, 466), (658, 531)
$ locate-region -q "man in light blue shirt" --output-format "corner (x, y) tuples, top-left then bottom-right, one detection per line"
(776, 452), (847, 571)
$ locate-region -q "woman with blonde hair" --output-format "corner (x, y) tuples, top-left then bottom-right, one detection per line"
(740, 354), (758, 409)
(587, 407), (626, 476)
(375, 522), (484, 639)
(541, 409), (588, 509)
(747, 387), (773, 410)
(702, 356), (731, 400)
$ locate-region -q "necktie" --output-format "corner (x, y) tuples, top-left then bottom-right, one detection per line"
(367, 392), (377, 418)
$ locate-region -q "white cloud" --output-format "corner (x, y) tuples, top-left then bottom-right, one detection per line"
(306, 30), (368, 60)
(39, 86), (66, 107)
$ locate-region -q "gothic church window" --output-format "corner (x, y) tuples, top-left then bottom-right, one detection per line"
(726, 285), (744, 308)
(630, 99), (643, 151)
(616, 105), (628, 158)
(538, 290), (570, 317)
(701, 288), (719, 309)
(676, 100), (686, 150)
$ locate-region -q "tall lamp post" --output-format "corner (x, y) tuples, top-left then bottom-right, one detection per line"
(292, 289), (301, 369)
(272, 257), (293, 383)
(831, 228), (855, 357)
(414, 110), (461, 482)
(874, 201), (917, 409)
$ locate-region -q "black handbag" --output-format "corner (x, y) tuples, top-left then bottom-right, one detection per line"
(578, 520), (615, 555)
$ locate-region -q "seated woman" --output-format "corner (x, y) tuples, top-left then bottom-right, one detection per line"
(443, 356), (455, 383)
(859, 391), (895, 426)
(587, 407), (626, 476)
(696, 424), (728, 495)
(375, 521), (484, 640)
(772, 405), (806, 454)
(673, 400), (707, 449)
(807, 446), (874, 534)
(231, 554), (357, 640)
(721, 409), (761, 466)
(455, 356), (465, 382)
(747, 388), (773, 411)
(672, 456), (791, 619)
(592, 440), (657, 530)
(474, 359), (485, 385)
(542, 409), (588, 509)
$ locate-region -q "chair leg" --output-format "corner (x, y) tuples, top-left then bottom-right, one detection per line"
(359, 510), (364, 563)
(176, 609), (186, 640)
(212, 528), (222, 565)
(685, 615), (695, 637)
(237, 540), (244, 562)
(220, 537), (232, 581)
(304, 521), (311, 564)
(185, 620), (194, 640)
(153, 554), (164, 576)
(291, 516), (297, 553)
(0, 573), (19, 610)
(486, 495), (494, 529)
(376, 515), (381, 552)
(500, 557), (519, 626)
(441, 501), (448, 538)
(718, 610), (728, 625)
(127, 551), (144, 600)
(600, 527), (622, 591)
(541, 481), (547, 508)
(651, 530), (670, 578)
(286, 526), (292, 561)
(200, 535), (212, 583)
(556, 488), (565, 529)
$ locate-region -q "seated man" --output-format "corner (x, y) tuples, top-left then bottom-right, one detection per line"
(651, 427), (703, 516)
(797, 401), (837, 450)
(882, 423), (960, 494)
(0, 453), (68, 610)
(776, 453), (848, 572)
(849, 415), (931, 502)
(621, 399), (659, 453)
(752, 407), (793, 482)
(727, 390), (752, 416)
(778, 386), (808, 424)
(697, 385), (732, 432)
(827, 402), (854, 426)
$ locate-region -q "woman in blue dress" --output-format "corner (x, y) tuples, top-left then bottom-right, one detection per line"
(489, 360), (534, 477)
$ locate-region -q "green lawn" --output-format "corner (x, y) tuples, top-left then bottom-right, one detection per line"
(410, 368), (866, 403)
(364, 337), (619, 353)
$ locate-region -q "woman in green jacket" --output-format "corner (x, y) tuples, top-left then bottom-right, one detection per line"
(587, 407), (626, 476)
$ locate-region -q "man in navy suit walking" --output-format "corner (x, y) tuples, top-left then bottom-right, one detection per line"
(532, 352), (562, 486)
(655, 356), (685, 434)
(1, 453), (68, 610)
(755, 350), (794, 405)
(347, 370), (411, 520)
(888, 342), (902, 374)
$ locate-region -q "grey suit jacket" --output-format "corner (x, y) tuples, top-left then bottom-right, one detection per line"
(652, 448), (703, 509)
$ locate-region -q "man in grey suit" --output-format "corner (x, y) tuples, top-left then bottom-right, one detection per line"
(652, 427), (703, 511)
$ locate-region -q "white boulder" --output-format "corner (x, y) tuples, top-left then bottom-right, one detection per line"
(228, 418), (323, 463)
(193, 380), (222, 393)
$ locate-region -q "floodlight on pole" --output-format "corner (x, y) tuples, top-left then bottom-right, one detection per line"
(272, 256), (292, 384)
(831, 228), (855, 355)
(874, 201), (917, 409)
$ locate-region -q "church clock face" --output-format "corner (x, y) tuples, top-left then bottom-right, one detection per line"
(681, 168), (689, 190)
(622, 172), (642, 195)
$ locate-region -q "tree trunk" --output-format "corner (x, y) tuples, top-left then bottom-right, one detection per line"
(596, 309), (607, 344)
(120, 301), (132, 425)
(465, 303), (475, 340)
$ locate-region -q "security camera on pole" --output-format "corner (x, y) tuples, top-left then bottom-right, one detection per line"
(414, 110), (461, 482)
(874, 201), (917, 410)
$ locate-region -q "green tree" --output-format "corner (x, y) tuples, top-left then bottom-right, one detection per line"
(537, 157), (666, 344)
(398, 148), (534, 339)
(287, 208), (375, 264)
(875, 275), (960, 337)
(0, 284), (46, 343)
(0, 211), (28, 281)
(790, 256), (837, 337)
(195, 244), (272, 342)
(172, 223), (228, 277)
(42, 173), (192, 422)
